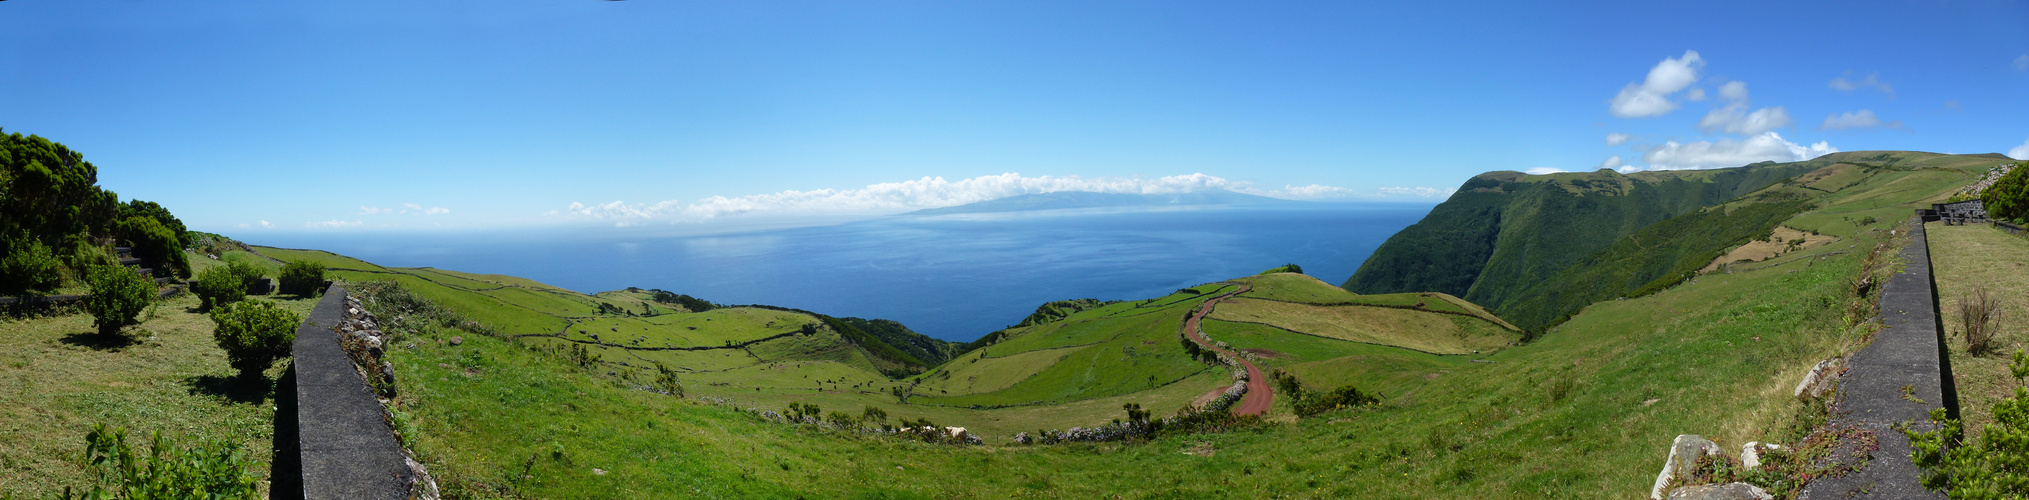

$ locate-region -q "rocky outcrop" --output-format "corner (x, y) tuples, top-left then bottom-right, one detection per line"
(1793, 357), (1842, 401)
(1652, 435), (1721, 500)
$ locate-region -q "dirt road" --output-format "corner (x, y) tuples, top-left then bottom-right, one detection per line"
(1183, 283), (1272, 416)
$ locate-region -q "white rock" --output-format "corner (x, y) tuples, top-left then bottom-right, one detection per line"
(1652, 435), (1720, 500)
(1793, 357), (1841, 401)
(1740, 442), (1780, 469)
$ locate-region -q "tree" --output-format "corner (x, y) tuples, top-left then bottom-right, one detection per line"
(118, 200), (189, 250)
(278, 260), (326, 296)
(190, 266), (246, 311)
(0, 235), (64, 296)
(1983, 163), (2029, 223)
(84, 263), (155, 337)
(653, 362), (684, 397)
(209, 299), (300, 381)
(117, 215), (190, 279)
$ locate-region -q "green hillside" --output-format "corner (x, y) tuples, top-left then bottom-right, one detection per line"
(1346, 151), (2014, 332)
(246, 246), (957, 383)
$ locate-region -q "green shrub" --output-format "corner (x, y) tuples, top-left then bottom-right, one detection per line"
(277, 260), (326, 296)
(224, 258), (266, 294)
(208, 299), (300, 380)
(83, 264), (155, 337)
(117, 200), (189, 250)
(1261, 263), (1304, 275)
(1910, 350), (2029, 498)
(1293, 384), (1380, 417)
(189, 266), (246, 311)
(1983, 163), (2029, 223)
(116, 215), (190, 279)
(0, 235), (65, 295)
(653, 361), (683, 397)
(66, 423), (260, 499)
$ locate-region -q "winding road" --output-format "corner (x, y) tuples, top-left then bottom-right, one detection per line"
(1184, 283), (1273, 416)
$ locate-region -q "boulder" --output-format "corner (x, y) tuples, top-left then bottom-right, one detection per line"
(449, 336), (464, 346)
(1793, 357), (1842, 401)
(1666, 482), (1772, 500)
(1652, 435), (1721, 500)
(1740, 442), (1780, 469)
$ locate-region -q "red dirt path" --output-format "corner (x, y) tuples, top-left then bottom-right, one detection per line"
(1183, 283), (1273, 416)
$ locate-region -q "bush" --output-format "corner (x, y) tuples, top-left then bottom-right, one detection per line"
(653, 361), (683, 397)
(189, 266), (246, 311)
(1260, 263), (1304, 275)
(1961, 286), (2004, 356)
(0, 235), (65, 295)
(1983, 163), (2029, 223)
(1910, 350), (2029, 498)
(67, 423), (260, 499)
(277, 260), (326, 297)
(116, 215), (190, 279)
(1292, 384), (1380, 417)
(84, 263), (155, 337)
(225, 258), (266, 294)
(208, 299), (300, 380)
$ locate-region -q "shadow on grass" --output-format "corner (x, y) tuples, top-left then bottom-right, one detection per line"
(183, 373), (274, 404)
(58, 331), (140, 351)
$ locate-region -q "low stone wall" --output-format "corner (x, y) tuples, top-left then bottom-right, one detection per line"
(288, 284), (415, 499)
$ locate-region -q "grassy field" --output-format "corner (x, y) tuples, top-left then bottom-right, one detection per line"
(0, 249), (318, 497)
(354, 207), (1892, 498)
(1927, 223), (2029, 441)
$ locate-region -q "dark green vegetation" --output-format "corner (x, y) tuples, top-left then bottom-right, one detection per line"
(1347, 152), (2010, 332)
(277, 260), (326, 297)
(208, 300), (300, 381)
(1983, 161), (2028, 223)
(82, 263), (157, 337)
(1, 132), (191, 294)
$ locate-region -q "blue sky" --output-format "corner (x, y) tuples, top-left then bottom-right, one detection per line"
(4, 0), (2027, 234)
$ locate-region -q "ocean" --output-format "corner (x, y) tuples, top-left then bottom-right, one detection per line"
(248, 203), (1432, 342)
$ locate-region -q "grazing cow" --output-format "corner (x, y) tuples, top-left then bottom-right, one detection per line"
(945, 427), (969, 442)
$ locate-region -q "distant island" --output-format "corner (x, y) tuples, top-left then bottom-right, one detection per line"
(901, 189), (1294, 216)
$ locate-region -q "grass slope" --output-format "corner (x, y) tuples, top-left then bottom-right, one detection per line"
(1928, 223), (2029, 442)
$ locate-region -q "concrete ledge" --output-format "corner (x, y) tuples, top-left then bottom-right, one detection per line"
(291, 284), (413, 499)
(1799, 219), (1952, 500)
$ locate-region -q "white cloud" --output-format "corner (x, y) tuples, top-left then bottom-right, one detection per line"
(1525, 167), (1567, 175)
(261, 220), (271, 228)
(1686, 88), (1706, 101)
(1608, 51), (1704, 118)
(1820, 109), (1902, 130)
(424, 207), (451, 215)
(2013, 55), (2028, 72)
(1828, 73), (1894, 97)
(1597, 156), (1624, 171)
(360, 206), (394, 215)
(403, 203), (423, 211)
(309, 220), (363, 228)
(2009, 137), (2029, 160)
(1696, 81), (1792, 135)
(1605, 133), (1630, 146)
(1638, 132), (1838, 171)
(1374, 187), (1457, 198)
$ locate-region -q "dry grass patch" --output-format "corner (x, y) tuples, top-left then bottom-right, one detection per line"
(1702, 226), (1840, 273)
(1210, 298), (1508, 355)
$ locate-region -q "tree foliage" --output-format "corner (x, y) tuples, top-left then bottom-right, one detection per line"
(84, 264), (155, 337)
(1983, 162), (2029, 223)
(278, 260), (326, 297)
(0, 236), (64, 296)
(116, 216), (190, 279)
(208, 299), (300, 380)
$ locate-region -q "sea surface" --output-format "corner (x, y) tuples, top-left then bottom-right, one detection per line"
(251, 203), (1432, 342)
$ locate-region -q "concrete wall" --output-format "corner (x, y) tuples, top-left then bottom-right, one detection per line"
(1799, 219), (1955, 499)
(287, 284), (414, 499)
